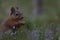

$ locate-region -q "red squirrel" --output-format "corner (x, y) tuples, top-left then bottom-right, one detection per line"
(0, 7), (25, 39)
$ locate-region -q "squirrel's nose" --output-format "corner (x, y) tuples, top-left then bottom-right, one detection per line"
(19, 16), (24, 20)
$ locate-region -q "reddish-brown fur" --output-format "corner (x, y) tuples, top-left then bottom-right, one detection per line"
(0, 16), (25, 32)
(0, 7), (25, 32)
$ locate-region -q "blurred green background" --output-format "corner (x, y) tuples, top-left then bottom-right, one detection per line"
(0, 0), (60, 40)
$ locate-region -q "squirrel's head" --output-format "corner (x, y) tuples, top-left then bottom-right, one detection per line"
(10, 7), (24, 21)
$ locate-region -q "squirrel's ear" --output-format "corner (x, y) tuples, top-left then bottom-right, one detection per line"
(10, 7), (15, 15)
(16, 7), (20, 11)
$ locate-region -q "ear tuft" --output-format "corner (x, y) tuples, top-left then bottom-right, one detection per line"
(16, 7), (19, 10)
(10, 7), (15, 15)
(16, 7), (19, 11)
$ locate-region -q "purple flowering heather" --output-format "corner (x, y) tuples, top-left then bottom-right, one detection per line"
(31, 28), (39, 40)
(45, 28), (53, 40)
(58, 36), (60, 40)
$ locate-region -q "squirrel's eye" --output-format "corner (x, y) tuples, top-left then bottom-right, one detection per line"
(15, 13), (18, 16)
